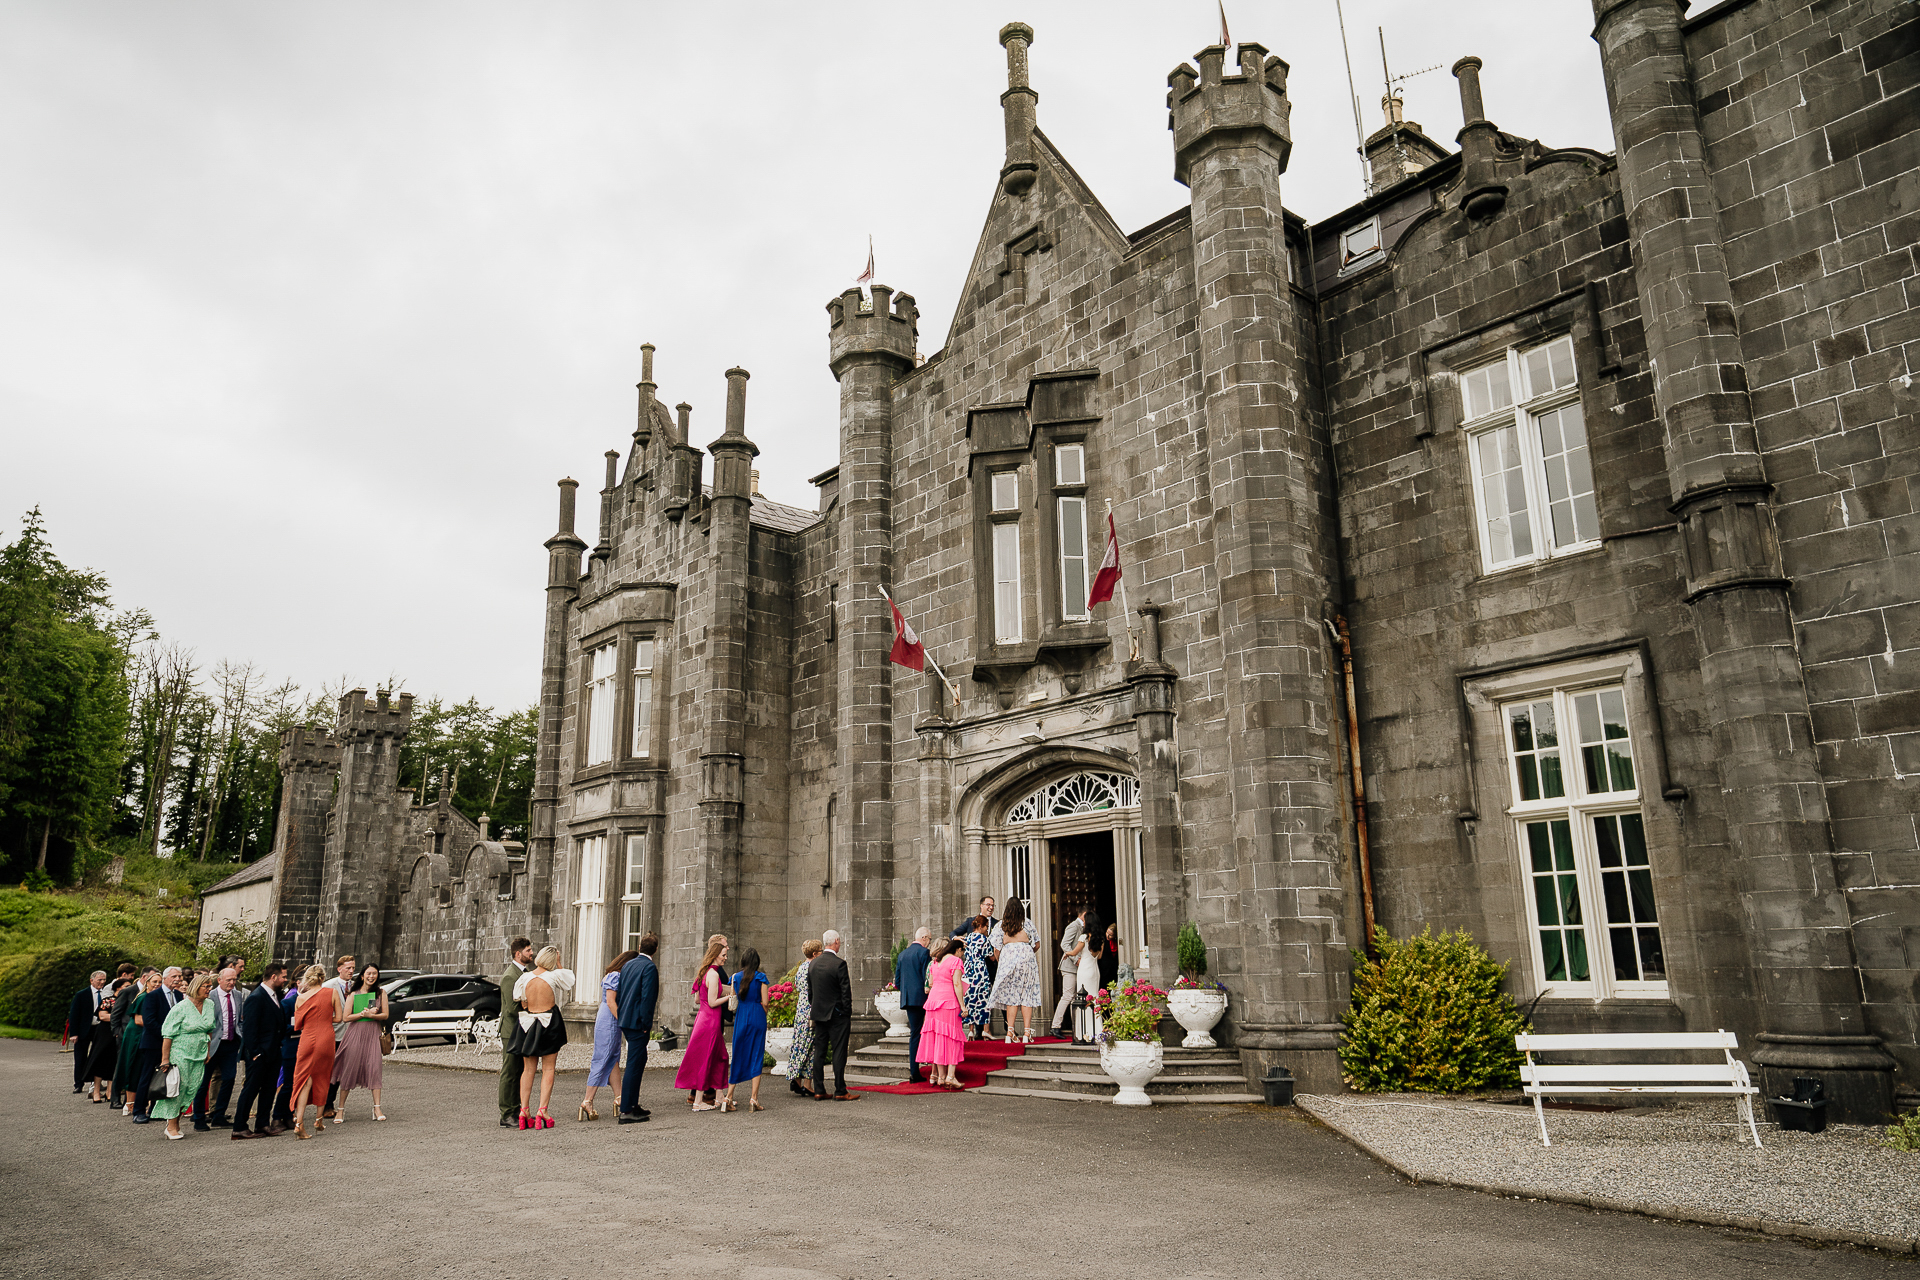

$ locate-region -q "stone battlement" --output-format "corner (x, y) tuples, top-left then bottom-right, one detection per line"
(1168, 42), (1292, 183)
(277, 725), (342, 773)
(335, 687), (415, 739)
(826, 284), (918, 374)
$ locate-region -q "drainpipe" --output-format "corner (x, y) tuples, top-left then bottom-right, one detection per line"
(1327, 616), (1376, 952)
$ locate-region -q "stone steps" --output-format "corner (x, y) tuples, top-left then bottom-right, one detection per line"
(845, 1038), (1259, 1105)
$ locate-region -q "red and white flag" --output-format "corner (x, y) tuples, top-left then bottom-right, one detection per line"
(888, 593), (924, 671)
(1217, 0), (1231, 49)
(1088, 511), (1122, 608)
(855, 236), (875, 286)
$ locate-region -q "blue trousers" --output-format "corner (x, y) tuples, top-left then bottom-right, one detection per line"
(904, 1005), (926, 1080)
(618, 1028), (649, 1115)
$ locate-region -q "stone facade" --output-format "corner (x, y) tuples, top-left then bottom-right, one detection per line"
(256, 0), (1912, 1117)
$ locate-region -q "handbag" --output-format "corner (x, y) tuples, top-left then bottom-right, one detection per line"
(380, 1031), (394, 1055)
(148, 1063), (180, 1099)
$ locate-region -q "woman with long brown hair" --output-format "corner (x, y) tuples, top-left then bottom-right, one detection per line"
(579, 948), (637, 1120)
(672, 934), (731, 1111)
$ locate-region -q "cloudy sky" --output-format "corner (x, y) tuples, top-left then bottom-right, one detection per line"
(1, 0), (1615, 712)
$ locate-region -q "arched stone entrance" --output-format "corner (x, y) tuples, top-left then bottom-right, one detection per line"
(970, 763), (1144, 1017)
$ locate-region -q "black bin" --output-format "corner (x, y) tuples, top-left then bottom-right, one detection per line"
(1262, 1066), (1295, 1107)
(1770, 1076), (1828, 1134)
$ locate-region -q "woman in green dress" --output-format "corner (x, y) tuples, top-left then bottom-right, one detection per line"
(114, 969), (159, 1113)
(152, 973), (217, 1140)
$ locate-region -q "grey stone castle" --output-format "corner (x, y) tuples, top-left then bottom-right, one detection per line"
(265, 0), (1916, 1119)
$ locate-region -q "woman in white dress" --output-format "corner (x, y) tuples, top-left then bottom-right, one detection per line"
(988, 899), (1043, 1043)
(1073, 914), (1106, 1044)
(509, 946), (577, 1130)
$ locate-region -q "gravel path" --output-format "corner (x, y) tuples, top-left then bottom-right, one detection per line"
(389, 1041), (685, 1073)
(1300, 1092), (1919, 1252)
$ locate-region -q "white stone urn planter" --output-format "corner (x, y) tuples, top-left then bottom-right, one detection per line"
(766, 1025), (795, 1076)
(1167, 987), (1228, 1048)
(1100, 1040), (1165, 1106)
(874, 990), (910, 1038)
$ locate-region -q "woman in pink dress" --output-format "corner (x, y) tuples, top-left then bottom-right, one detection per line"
(918, 938), (967, 1089)
(672, 934), (731, 1111)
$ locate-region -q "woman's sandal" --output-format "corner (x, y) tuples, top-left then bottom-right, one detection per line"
(372, 1108), (387, 1121)
(577, 1102), (594, 1122)
(293, 1126), (311, 1140)
(537, 1108), (556, 1129)
(749, 1100), (765, 1112)
(691, 1101), (717, 1112)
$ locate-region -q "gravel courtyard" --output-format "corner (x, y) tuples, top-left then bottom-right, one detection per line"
(3, 1038), (1911, 1280)
(1299, 1092), (1919, 1250)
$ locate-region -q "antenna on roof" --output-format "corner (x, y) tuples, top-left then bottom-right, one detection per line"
(1333, 0), (1371, 197)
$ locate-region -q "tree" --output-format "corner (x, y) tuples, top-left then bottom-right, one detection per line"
(0, 510), (136, 879)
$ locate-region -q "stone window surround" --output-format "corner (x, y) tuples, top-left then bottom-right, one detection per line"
(1459, 642), (1688, 1004)
(572, 621), (667, 782)
(559, 822), (655, 1005)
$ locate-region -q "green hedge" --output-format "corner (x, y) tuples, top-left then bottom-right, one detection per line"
(0, 943), (168, 1034)
(1338, 926), (1528, 1093)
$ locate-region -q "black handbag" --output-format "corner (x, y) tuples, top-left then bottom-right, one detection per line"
(148, 1063), (180, 1099)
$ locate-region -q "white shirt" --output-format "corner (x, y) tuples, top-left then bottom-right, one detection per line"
(323, 976), (351, 1040)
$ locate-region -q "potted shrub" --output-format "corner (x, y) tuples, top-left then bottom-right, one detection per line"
(1094, 979), (1168, 1105)
(764, 971), (798, 1075)
(1167, 921), (1228, 1048)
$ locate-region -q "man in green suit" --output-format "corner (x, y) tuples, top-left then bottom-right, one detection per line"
(498, 936), (534, 1126)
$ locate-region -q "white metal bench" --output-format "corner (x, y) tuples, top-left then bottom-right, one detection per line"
(1516, 1030), (1762, 1148)
(471, 1016), (502, 1052)
(391, 1010), (477, 1051)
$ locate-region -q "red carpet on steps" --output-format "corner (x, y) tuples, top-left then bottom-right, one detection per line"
(851, 1036), (1069, 1095)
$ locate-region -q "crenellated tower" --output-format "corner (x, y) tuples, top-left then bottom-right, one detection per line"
(531, 479), (586, 932)
(263, 726), (343, 968)
(826, 283), (917, 1024)
(1170, 40), (1348, 1092)
(314, 688), (415, 965)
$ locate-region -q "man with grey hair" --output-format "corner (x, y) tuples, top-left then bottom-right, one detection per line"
(807, 930), (858, 1100)
(894, 927), (933, 1084)
(66, 970), (109, 1093)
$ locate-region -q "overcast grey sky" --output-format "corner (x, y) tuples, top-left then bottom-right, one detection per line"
(1, 1), (1615, 712)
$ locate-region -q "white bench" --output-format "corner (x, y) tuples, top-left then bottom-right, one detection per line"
(391, 1010), (477, 1051)
(471, 1016), (502, 1052)
(1516, 1030), (1762, 1148)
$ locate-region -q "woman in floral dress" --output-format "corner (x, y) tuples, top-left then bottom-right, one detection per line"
(961, 917), (992, 1039)
(989, 899), (1043, 1043)
(786, 939), (822, 1095)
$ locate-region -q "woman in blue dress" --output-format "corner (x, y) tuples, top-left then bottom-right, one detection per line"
(722, 947), (769, 1113)
(961, 916), (993, 1039)
(579, 950), (635, 1121)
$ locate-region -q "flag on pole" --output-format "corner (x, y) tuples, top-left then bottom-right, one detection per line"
(1088, 511), (1122, 608)
(1218, 0), (1231, 49)
(887, 593), (924, 671)
(855, 236), (875, 286)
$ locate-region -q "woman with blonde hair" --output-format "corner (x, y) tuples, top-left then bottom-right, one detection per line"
(510, 945), (576, 1129)
(151, 973), (217, 1140)
(672, 934), (731, 1110)
(786, 939), (823, 1097)
(289, 965), (343, 1139)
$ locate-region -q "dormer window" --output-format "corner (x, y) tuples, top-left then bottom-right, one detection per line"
(1341, 218), (1382, 268)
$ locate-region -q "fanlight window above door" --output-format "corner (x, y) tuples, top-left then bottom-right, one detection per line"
(1004, 771), (1139, 824)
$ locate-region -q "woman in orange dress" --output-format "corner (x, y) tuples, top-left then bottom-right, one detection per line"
(289, 965), (344, 1139)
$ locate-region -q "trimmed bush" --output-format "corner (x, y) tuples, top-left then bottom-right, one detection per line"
(0, 942), (168, 1033)
(1338, 926), (1528, 1093)
(1177, 920), (1207, 979)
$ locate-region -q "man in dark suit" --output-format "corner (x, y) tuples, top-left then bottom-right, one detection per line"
(498, 936), (533, 1127)
(194, 965), (245, 1130)
(230, 963), (288, 1139)
(808, 930), (859, 1101)
(614, 932), (660, 1124)
(131, 966), (183, 1123)
(272, 980), (301, 1128)
(66, 971), (108, 1093)
(894, 928), (931, 1084)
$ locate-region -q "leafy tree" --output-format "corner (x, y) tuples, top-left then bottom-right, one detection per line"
(0, 511), (137, 881)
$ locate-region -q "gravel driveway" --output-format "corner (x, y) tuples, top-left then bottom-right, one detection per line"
(1300, 1092), (1919, 1252)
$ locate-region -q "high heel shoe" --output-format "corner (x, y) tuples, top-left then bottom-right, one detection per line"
(749, 1100), (765, 1112)
(372, 1108), (387, 1121)
(577, 1103), (593, 1122)
(293, 1126), (311, 1140)
(518, 1111), (533, 1130)
(537, 1108), (556, 1129)
(719, 1098), (737, 1113)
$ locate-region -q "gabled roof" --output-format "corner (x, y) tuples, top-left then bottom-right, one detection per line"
(203, 851), (278, 896)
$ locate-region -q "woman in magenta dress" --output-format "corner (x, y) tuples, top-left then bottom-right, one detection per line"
(672, 934), (731, 1111)
(919, 938), (967, 1089)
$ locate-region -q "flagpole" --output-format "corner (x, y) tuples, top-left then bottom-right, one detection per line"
(876, 584), (963, 710)
(1107, 499), (1139, 661)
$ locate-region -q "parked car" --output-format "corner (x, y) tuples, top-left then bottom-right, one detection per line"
(385, 973), (500, 1044)
(376, 969), (422, 992)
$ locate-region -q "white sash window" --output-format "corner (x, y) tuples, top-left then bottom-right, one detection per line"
(572, 835), (608, 991)
(583, 642), (618, 766)
(1463, 335), (1598, 573)
(630, 638), (655, 759)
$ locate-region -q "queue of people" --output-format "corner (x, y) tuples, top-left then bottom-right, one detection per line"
(66, 951), (389, 1141)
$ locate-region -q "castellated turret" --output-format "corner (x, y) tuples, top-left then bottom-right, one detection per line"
(826, 284), (918, 374)
(312, 688), (416, 966)
(1167, 41), (1291, 186)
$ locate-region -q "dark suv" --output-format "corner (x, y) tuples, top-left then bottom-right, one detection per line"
(385, 974), (501, 1043)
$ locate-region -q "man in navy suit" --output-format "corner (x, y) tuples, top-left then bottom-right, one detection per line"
(66, 971), (108, 1093)
(130, 966), (183, 1123)
(614, 932), (661, 1124)
(894, 928), (932, 1085)
(229, 963), (288, 1139)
